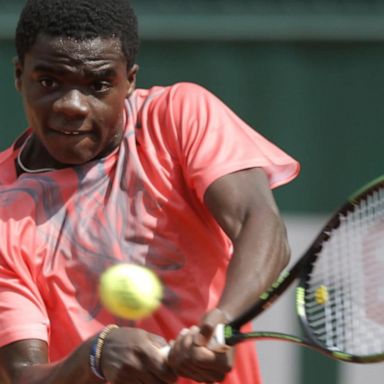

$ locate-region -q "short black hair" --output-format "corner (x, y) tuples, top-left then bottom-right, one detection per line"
(15, 0), (139, 67)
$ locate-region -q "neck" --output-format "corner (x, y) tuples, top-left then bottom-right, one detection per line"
(17, 134), (61, 174)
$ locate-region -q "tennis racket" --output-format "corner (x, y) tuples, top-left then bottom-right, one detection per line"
(167, 175), (384, 363)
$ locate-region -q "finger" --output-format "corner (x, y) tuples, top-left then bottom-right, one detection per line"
(172, 326), (199, 352)
(175, 363), (226, 383)
(171, 342), (226, 372)
(168, 335), (231, 382)
(148, 333), (169, 349)
(195, 308), (229, 346)
(183, 347), (233, 378)
(144, 345), (178, 382)
(171, 359), (213, 383)
(117, 371), (174, 384)
(114, 360), (176, 384)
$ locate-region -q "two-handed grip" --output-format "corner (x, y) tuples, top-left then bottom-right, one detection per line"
(160, 323), (228, 358)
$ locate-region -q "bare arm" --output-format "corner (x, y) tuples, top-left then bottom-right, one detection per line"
(168, 167), (290, 381)
(205, 167), (290, 321)
(0, 339), (97, 384)
(0, 328), (177, 384)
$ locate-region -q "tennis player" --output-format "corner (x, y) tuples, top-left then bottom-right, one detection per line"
(0, 0), (300, 383)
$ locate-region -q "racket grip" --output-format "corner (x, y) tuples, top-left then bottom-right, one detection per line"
(159, 323), (229, 359)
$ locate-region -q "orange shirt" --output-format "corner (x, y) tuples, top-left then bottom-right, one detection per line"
(0, 83), (299, 383)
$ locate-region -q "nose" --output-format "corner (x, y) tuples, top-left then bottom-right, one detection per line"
(53, 89), (89, 117)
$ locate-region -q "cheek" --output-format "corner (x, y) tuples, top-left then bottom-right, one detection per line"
(23, 102), (44, 129)
(22, 91), (50, 128)
(99, 98), (126, 135)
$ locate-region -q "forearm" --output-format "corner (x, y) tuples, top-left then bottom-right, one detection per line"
(218, 206), (290, 321)
(1, 338), (100, 384)
(203, 168), (291, 323)
(1, 327), (176, 384)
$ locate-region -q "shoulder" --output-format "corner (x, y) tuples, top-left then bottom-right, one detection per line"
(163, 83), (227, 121)
(0, 141), (17, 168)
(131, 83), (223, 130)
(0, 136), (26, 185)
(167, 82), (218, 104)
(134, 82), (218, 107)
(168, 82), (211, 95)
(0, 131), (29, 160)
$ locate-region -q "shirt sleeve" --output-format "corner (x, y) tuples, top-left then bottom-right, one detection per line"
(166, 82), (300, 201)
(0, 212), (49, 348)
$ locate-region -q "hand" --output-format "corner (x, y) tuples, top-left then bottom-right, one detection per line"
(168, 309), (234, 383)
(101, 327), (177, 384)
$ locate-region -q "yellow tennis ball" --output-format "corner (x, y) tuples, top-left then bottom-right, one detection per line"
(99, 264), (163, 320)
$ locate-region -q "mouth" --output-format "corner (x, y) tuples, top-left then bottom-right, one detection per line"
(50, 128), (92, 137)
(62, 130), (81, 136)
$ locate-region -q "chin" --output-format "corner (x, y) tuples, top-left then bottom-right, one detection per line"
(49, 152), (97, 168)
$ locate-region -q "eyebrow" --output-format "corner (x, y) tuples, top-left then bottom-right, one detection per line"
(32, 64), (118, 78)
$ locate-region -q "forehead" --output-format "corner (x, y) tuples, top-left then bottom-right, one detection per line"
(25, 34), (126, 70)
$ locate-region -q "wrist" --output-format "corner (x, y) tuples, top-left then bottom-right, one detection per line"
(89, 324), (119, 380)
(205, 307), (231, 324)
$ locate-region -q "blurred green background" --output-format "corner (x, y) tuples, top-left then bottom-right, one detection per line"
(1, 2), (384, 382)
(1, 0), (384, 214)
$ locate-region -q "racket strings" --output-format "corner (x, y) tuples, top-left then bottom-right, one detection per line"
(303, 187), (384, 357)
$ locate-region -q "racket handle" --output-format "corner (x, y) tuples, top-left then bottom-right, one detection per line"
(160, 323), (229, 358)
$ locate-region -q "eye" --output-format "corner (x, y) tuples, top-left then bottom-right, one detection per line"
(91, 81), (112, 93)
(39, 77), (58, 89)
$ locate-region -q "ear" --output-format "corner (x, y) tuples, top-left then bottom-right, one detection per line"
(126, 64), (139, 97)
(13, 57), (23, 92)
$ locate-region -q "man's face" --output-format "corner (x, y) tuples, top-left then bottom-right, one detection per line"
(14, 35), (138, 166)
